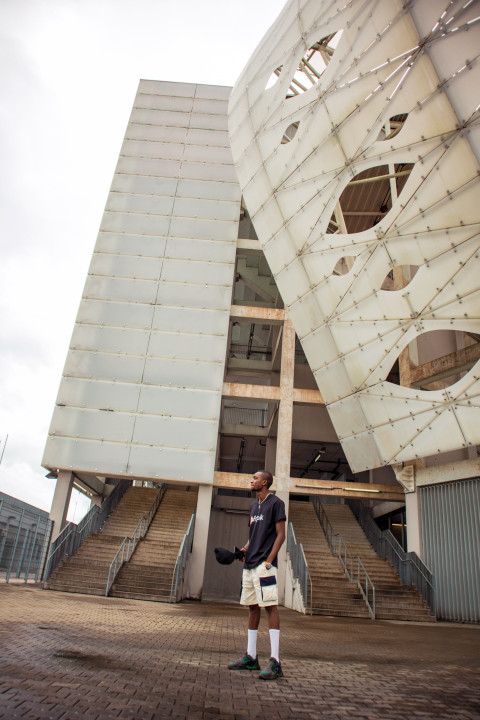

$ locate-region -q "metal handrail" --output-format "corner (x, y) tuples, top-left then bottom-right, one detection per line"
(312, 497), (376, 619)
(334, 533), (354, 580)
(287, 523), (313, 614)
(44, 479), (131, 580)
(105, 484), (166, 596)
(332, 530), (376, 619)
(356, 556), (376, 620)
(169, 514), (195, 603)
(347, 499), (434, 610)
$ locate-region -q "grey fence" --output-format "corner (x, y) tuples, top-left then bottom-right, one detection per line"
(0, 495), (53, 583)
(223, 406), (269, 427)
(420, 478), (479, 622)
(230, 344), (272, 361)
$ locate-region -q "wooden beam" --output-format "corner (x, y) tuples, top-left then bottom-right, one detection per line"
(292, 388), (324, 404)
(292, 478), (405, 501)
(213, 471), (405, 501)
(410, 342), (480, 388)
(222, 382), (280, 401)
(230, 304), (285, 324)
(222, 383), (323, 404)
(214, 471), (259, 490)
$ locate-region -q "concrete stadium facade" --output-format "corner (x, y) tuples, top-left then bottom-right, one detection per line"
(43, 0), (480, 621)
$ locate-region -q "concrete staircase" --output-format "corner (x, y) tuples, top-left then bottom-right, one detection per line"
(323, 504), (434, 622)
(289, 501), (370, 619)
(109, 488), (198, 602)
(45, 486), (160, 596)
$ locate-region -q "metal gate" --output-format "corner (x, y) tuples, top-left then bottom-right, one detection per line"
(419, 478), (480, 623)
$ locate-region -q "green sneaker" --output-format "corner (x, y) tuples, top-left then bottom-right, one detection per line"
(259, 657), (283, 680)
(228, 653), (260, 671)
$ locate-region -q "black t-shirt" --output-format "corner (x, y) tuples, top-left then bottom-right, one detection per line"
(244, 494), (286, 569)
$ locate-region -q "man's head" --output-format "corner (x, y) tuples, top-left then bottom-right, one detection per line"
(251, 470), (274, 493)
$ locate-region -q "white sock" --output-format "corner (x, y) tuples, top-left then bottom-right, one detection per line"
(247, 629), (258, 658)
(269, 629), (280, 662)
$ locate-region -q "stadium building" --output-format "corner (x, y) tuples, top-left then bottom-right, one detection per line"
(42, 0), (480, 622)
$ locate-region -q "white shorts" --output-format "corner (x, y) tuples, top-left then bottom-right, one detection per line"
(240, 563), (278, 607)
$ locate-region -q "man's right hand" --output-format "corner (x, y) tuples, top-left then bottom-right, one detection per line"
(234, 546), (246, 562)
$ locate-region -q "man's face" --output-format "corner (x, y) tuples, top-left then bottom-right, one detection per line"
(251, 472), (266, 492)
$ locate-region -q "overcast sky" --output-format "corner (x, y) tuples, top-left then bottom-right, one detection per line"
(0, 0), (281, 522)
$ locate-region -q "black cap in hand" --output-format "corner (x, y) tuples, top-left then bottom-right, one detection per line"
(214, 547), (244, 565)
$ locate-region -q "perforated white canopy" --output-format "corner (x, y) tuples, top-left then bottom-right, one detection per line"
(228, 0), (480, 471)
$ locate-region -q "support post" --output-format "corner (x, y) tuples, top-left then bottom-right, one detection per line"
(15, 527), (30, 578)
(48, 471), (74, 544)
(275, 314), (295, 603)
(265, 437), (277, 475)
(5, 510), (24, 582)
(405, 491), (422, 557)
(186, 485), (213, 599)
(24, 515), (41, 581)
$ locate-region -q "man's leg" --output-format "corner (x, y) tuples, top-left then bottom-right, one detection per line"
(264, 605), (280, 660)
(259, 605), (283, 680)
(248, 604), (261, 629)
(264, 604), (279, 630)
(228, 574), (260, 670)
(247, 604), (260, 659)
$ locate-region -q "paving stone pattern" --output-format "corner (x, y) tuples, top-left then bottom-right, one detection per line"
(1, 585), (479, 720)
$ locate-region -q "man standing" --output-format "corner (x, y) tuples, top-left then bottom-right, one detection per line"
(228, 470), (286, 680)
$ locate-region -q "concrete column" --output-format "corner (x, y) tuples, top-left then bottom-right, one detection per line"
(405, 491), (422, 557)
(265, 437), (277, 475)
(186, 484), (213, 599)
(275, 315), (295, 603)
(49, 471), (74, 543)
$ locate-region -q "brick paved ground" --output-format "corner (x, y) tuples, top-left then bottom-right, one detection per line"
(1, 584), (479, 720)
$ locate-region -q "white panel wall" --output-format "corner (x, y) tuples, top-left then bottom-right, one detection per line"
(44, 81), (241, 483)
(228, 0), (480, 473)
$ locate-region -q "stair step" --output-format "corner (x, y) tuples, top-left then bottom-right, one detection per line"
(311, 607), (370, 618)
(113, 571), (173, 582)
(112, 582), (172, 594)
(289, 500), (432, 623)
(109, 590), (172, 602)
(47, 487), (195, 600)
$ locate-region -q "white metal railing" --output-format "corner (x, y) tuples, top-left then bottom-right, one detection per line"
(287, 522), (313, 613)
(105, 484), (166, 596)
(169, 514), (195, 603)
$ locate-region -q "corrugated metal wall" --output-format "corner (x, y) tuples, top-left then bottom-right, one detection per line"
(420, 479), (480, 623)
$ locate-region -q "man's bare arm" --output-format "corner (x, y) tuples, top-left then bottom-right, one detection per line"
(266, 520), (285, 565)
